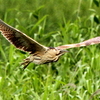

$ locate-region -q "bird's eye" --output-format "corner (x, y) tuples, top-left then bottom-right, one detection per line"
(56, 49), (67, 55)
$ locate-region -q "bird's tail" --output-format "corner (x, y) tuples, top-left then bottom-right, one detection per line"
(21, 58), (31, 69)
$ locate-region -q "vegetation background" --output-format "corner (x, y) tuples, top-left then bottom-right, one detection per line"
(0, 0), (100, 100)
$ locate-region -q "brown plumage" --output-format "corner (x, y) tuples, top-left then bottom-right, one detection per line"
(0, 19), (100, 68)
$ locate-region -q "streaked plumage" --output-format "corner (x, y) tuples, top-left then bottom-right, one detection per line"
(0, 19), (100, 68)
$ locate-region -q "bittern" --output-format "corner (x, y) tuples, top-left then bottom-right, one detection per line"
(0, 19), (100, 68)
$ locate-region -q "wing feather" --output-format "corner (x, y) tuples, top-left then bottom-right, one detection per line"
(0, 19), (48, 54)
(56, 37), (100, 50)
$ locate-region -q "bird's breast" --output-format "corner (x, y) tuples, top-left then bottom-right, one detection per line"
(31, 48), (61, 64)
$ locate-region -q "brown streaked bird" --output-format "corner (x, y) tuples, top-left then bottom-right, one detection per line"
(0, 19), (100, 69)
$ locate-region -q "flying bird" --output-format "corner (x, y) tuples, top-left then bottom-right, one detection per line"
(0, 19), (100, 69)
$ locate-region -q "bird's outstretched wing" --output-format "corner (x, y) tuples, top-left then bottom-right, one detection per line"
(0, 19), (48, 54)
(56, 37), (100, 50)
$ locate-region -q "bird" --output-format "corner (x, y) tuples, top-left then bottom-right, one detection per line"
(0, 19), (100, 69)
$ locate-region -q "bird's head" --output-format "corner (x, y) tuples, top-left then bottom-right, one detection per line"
(46, 47), (68, 62)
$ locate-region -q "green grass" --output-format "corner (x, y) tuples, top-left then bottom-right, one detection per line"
(0, 0), (100, 100)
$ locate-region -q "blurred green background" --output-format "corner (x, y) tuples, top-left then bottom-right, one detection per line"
(0, 0), (100, 100)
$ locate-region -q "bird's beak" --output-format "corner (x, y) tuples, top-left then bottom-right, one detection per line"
(60, 49), (68, 54)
